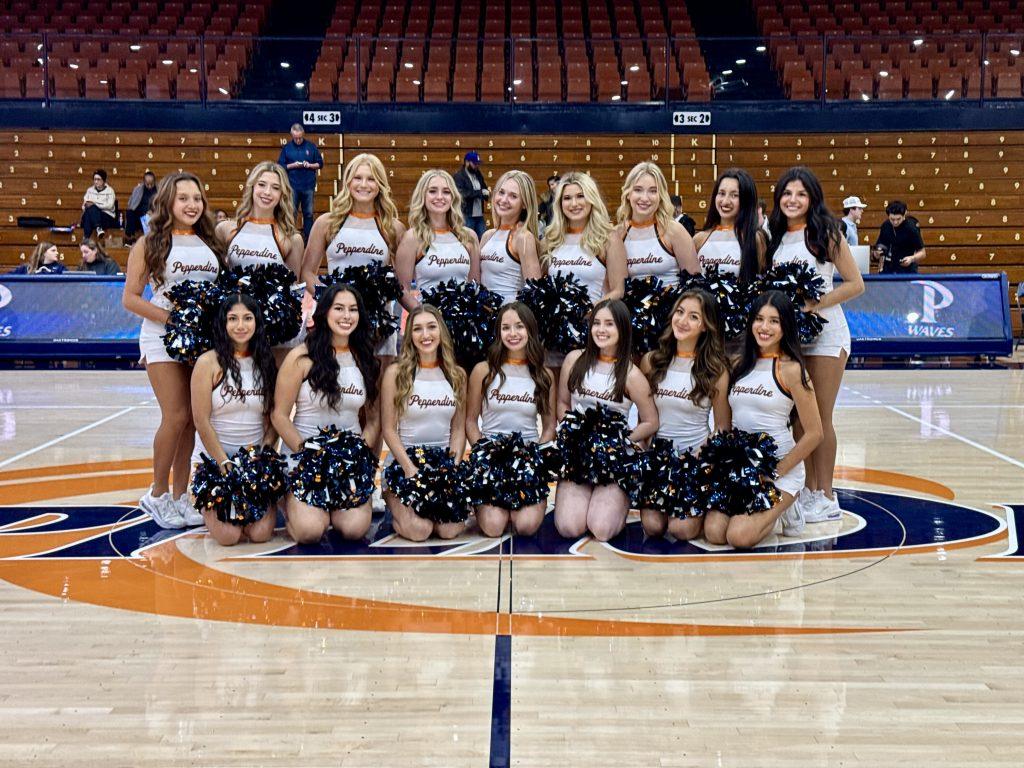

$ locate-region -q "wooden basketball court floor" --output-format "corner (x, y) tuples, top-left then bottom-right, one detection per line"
(0, 367), (1022, 767)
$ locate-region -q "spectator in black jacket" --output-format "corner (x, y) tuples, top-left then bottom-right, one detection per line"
(124, 171), (157, 242)
(77, 238), (121, 275)
(873, 200), (926, 274)
(453, 151), (489, 237)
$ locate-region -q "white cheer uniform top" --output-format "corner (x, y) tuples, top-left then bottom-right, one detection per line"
(399, 366), (457, 447)
(570, 360), (632, 416)
(697, 227), (742, 276)
(292, 350), (367, 439)
(140, 232), (220, 352)
(192, 355), (266, 462)
(415, 229), (471, 294)
(653, 354), (712, 452)
(479, 362), (540, 442)
(325, 213), (390, 272)
(728, 356), (795, 456)
(225, 218), (286, 268)
(771, 226), (849, 340)
(623, 220), (678, 286)
(548, 233), (606, 305)
(479, 226), (525, 303)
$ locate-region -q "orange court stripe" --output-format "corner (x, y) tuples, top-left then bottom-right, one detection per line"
(0, 458), (152, 483)
(833, 465), (954, 500)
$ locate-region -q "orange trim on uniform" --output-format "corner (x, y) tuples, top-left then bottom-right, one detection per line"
(772, 357), (793, 397)
(171, 228), (194, 236)
(348, 210), (376, 220)
(245, 217), (275, 225)
(787, 223), (807, 232)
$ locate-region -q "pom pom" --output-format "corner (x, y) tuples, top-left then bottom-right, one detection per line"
(556, 404), (641, 496)
(623, 275), (679, 355)
(517, 273), (593, 354)
(696, 428), (781, 516)
(760, 261), (830, 343)
(681, 267), (755, 341)
(421, 280), (503, 369)
(463, 432), (554, 510)
(382, 445), (470, 524)
(162, 279), (225, 364)
(190, 453), (234, 522)
(230, 444), (288, 524)
(635, 438), (703, 518)
(219, 263), (301, 346)
(321, 262), (403, 347)
(288, 426), (379, 510)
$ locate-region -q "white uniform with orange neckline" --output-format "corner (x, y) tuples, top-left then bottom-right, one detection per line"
(415, 229), (471, 294)
(479, 225), (524, 303)
(622, 220), (678, 286)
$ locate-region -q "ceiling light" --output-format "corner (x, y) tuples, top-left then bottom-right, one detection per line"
(983, 59), (990, 65)
(879, 70), (889, 77)
(756, 45), (766, 52)
(611, 94), (621, 101)
(280, 61), (291, 68)
(68, 62), (79, 69)
(620, 79), (628, 85)
(736, 58), (746, 65)
(513, 78), (522, 85)
(404, 62), (413, 68)
(629, 64), (639, 72)
(130, 44), (141, 51)
(189, 67), (198, 73)
(218, 87), (228, 94)
(1011, 49), (1021, 56)
(944, 89), (955, 99)
(162, 59), (173, 65)
(723, 69), (733, 75)
(861, 93), (870, 101)
(295, 82), (304, 88)
(913, 38), (924, 46)
(412, 79), (421, 85)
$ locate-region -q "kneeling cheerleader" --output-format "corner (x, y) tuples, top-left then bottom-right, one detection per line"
(637, 289), (731, 540)
(465, 302), (558, 537)
(381, 305), (469, 542)
(555, 298), (659, 542)
(703, 291), (823, 549)
(272, 284), (381, 543)
(190, 293), (283, 544)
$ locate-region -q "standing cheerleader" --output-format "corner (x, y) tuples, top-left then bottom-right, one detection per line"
(123, 172), (224, 528)
(219, 161), (303, 275)
(542, 171), (627, 378)
(693, 168), (764, 282)
(190, 293), (279, 544)
(638, 290), (731, 539)
(704, 291), (823, 548)
(466, 302), (557, 537)
(617, 161), (699, 282)
(380, 305), (468, 542)
(478, 170), (543, 303)
(766, 166), (864, 522)
(300, 153), (406, 358)
(394, 169), (480, 307)
(555, 299), (659, 542)
(272, 284), (380, 543)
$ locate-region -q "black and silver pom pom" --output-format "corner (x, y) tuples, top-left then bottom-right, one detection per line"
(220, 263), (301, 346)
(681, 267), (755, 341)
(421, 279), (503, 369)
(517, 273), (593, 354)
(230, 444), (288, 524)
(321, 262), (403, 347)
(190, 452), (234, 522)
(760, 261), (830, 343)
(635, 438), (703, 518)
(696, 428), (781, 516)
(463, 432), (554, 510)
(382, 445), (470, 524)
(623, 275), (680, 355)
(288, 426), (379, 511)
(556, 404), (642, 495)
(162, 279), (225, 364)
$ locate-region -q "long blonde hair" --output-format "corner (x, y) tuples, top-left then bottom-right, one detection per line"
(616, 161), (675, 234)
(235, 160), (297, 237)
(28, 241), (58, 273)
(408, 169), (475, 253)
(489, 169), (540, 240)
(326, 153), (401, 255)
(542, 171), (614, 260)
(392, 304), (466, 420)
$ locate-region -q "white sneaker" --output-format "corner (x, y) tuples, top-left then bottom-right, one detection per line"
(804, 490), (842, 523)
(771, 516), (783, 536)
(178, 494), (205, 527)
(781, 498), (806, 537)
(139, 487), (185, 529)
(371, 485), (386, 514)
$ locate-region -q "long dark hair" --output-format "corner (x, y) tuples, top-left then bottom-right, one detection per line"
(701, 168), (763, 283)
(482, 302), (553, 418)
(567, 298), (633, 402)
(305, 284), (380, 410)
(210, 293), (277, 417)
(144, 171), (224, 287)
(765, 166), (841, 266)
(731, 291), (810, 389)
(646, 289), (729, 405)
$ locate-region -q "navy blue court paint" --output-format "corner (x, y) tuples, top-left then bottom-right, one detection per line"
(488, 633), (512, 768)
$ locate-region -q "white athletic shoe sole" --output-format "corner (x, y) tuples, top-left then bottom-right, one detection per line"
(140, 489), (185, 529)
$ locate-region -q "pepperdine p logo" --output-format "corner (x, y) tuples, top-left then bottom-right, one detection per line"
(913, 280), (954, 325)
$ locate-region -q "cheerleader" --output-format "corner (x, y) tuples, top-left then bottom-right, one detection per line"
(766, 167), (864, 523)
(616, 161), (699, 282)
(123, 172), (224, 528)
(394, 169), (480, 307)
(271, 284), (380, 543)
(638, 289), (731, 539)
(693, 168), (765, 282)
(555, 299), (659, 542)
(219, 161), (303, 275)
(380, 305), (467, 542)
(466, 302), (557, 537)
(190, 293), (279, 545)
(300, 153), (406, 359)
(704, 291), (822, 548)
(478, 170), (543, 303)
(542, 171), (627, 378)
